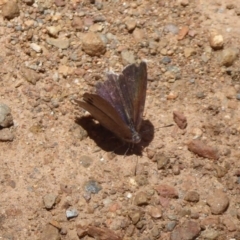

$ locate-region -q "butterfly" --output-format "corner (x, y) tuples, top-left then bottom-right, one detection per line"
(75, 61), (147, 144)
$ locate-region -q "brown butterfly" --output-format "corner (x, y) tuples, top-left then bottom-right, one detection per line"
(75, 61), (147, 144)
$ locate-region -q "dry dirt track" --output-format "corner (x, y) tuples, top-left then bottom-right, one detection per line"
(1, 0), (240, 239)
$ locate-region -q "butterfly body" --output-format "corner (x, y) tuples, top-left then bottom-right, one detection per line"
(75, 61), (147, 144)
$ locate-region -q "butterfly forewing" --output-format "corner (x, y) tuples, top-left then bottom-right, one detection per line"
(121, 61), (147, 131)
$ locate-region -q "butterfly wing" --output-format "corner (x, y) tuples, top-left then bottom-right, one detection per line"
(75, 93), (133, 141)
(120, 61), (147, 131)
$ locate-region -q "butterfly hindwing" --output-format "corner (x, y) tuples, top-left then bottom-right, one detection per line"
(75, 93), (133, 141)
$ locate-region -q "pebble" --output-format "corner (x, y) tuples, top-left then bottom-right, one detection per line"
(154, 153), (169, 169)
(184, 47), (196, 58)
(201, 229), (219, 239)
(184, 191), (200, 202)
(2, 0), (20, 20)
(164, 24), (179, 34)
(155, 184), (178, 198)
(21, 68), (41, 85)
(161, 56), (171, 64)
(128, 210), (142, 224)
(208, 29), (224, 50)
(40, 224), (60, 240)
(177, 26), (189, 40)
(187, 140), (219, 160)
(236, 93), (240, 100)
(0, 103), (13, 127)
(71, 16), (83, 31)
(89, 23), (104, 32)
(173, 111), (187, 129)
(84, 180), (102, 194)
(166, 221), (177, 231)
(0, 128), (14, 141)
(54, 0), (66, 7)
(222, 217), (236, 231)
(43, 193), (58, 210)
(170, 220), (201, 240)
(147, 206), (162, 219)
(46, 26), (62, 37)
(221, 47), (239, 67)
(30, 43), (42, 53)
(66, 208), (78, 219)
(207, 190), (229, 214)
(46, 37), (70, 49)
(134, 191), (149, 206)
(132, 28), (145, 42)
(121, 50), (135, 65)
(125, 18), (137, 32)
(81, 32), (106, 56)
(77, 225), (121, 240)
(79, 155), (93, 168)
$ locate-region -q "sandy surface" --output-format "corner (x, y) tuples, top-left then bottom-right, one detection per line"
(1, 0), (240, 239)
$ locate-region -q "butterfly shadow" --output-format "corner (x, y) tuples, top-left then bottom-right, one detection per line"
(75, 116), (154, 156)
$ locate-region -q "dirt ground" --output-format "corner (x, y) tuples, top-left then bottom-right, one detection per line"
(1, 0), (240, 239)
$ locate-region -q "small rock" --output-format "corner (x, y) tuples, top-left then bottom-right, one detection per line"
(71, 16), (83, 31)
(22, 0), (34, 5)
(172, 164), (180, 175)
(221, 47), (239, 67)
(2, 0), (20, 20)
(179, 0), (189, 7)
(43, 193), (58, 210)
(77, 225), (121, 240)
(170, 220), (201, 240)
(46, 26), (62, 37)
(46, 37), (70, 49)
(79, 155), (93, 168)
(128, 210), (142, 224)
(154, 153), (169, 169)
(132, 28), (145, 42)
(164, 24), (179, 34)
(40, 224), (60, 240)
(0, 128), (14, 141)
(201, 229), (219, 239)
(134, 191), (149, 206)
(135, 175), (148, 186)
(155, 184), (178, 198)
(177, 26), (189, 40)
(82, 32), (106, 56)
(184, 47), (196, 58)
(147, 206), (162, 219)
(66, 208), (78, 219)
(166, 221), (177, 231)
(184, 191), (199, 202)
(89, 23), (104, 32)
(209, 29), (224, 50)
(125, 18), (137, 32)
(54, 0), (66, 7)
(146, 148), (156, 159)
(222, 217), (236, 232)
(167, 91), (179, 99)
(161, 56), (171, 64)
(84, 180), (102, 194)
(121, 50), (135, 65)
(0, 103), (13, 127)
(21, 68), (40, 85)
(30, 43), (42, 53)
(173, 111), (187, 129)
(187, 140), (219, 160)
(207, 190), (229, 214)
